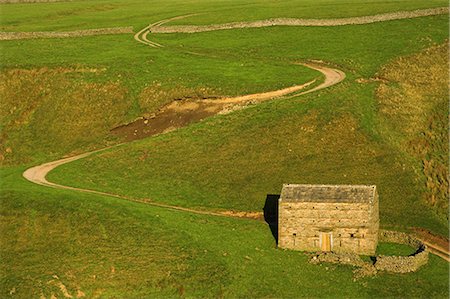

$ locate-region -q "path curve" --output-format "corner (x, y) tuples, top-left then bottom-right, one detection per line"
(151, 7), (448, 33)
(23, 62), (344, 216)
(23, 11), (449, 261)
(134, 14), (200, 47)
(138, 7), (448, 47)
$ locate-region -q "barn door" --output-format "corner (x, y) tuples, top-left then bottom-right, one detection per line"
(320, 232), (332, 252)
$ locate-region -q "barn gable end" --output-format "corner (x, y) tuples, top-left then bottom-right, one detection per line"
(278, 184), (379, 255)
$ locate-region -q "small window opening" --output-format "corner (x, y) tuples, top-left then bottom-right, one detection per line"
(350, 233), (355, 238)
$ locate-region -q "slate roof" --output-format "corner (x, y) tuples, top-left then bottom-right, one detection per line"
(280, 184), (377, 203)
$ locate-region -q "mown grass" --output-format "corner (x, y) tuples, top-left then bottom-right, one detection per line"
(1, 167), (449, 298)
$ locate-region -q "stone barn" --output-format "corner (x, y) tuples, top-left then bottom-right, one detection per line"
(278, 184), (379, 255)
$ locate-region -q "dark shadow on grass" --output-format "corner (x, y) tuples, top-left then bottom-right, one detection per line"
(264, 194), (280, 244)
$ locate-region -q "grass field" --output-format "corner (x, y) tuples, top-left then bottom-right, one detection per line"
(1, 0), (449, 298)
(48, 15), (449, 233)
(1, 167), (449, 298)
(0, 0), (446, 31)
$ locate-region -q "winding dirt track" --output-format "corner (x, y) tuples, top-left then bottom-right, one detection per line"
(23, 11), (449, 260)
(23, 62), (345, 209)
(151, 7), (448, 33)
(134, 14), (200, 48)
(136, 7), (448, 47)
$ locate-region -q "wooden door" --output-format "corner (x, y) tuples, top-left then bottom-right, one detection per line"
(320, 233), (332, 252)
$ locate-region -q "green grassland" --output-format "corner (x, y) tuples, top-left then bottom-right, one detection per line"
(48, 15), (449, 233)
(0, 36), (319, 164)
(1, 167), (449, 298)
(1, 0), (449, 298)
(0, 0), (447, 31)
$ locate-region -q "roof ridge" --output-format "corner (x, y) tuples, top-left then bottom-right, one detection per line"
(283, 183), (376, 189)
(280, 184), (377, 203)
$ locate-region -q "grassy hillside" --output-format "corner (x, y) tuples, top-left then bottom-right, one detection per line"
(49, 17), (449, 234)
(0, 1), (447, 167)
(0, 0), (446, 31)
(0, 36), (318, 164)
(1, 0), (449, 298)
(1, 167), (449, 298)
(376, 43), (449, 221)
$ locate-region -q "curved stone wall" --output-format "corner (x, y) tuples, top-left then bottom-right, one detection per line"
(310, 230), (429, 277)
(375, 230), (429, 273)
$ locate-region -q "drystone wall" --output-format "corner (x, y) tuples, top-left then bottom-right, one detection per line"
(0, 27), (133, 41)
(374, 251), (428, 273)
(150, 7), (449, 34)
(309, 230), (429, 277)
(375, 230), (429, 273)
(378, 229), (423, 247)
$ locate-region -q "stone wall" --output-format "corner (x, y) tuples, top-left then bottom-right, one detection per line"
(309, 230), (429, 277)
(0, 27), (133, 41)
(278, 200), (378, 255)
(150, 8), (449, 34)
(374, 230), (429, 273)
(374, 251), (428, 273)
(378, 229), (423, 248)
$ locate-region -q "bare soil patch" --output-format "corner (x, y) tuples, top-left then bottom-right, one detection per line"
(112, 62), (343, 141)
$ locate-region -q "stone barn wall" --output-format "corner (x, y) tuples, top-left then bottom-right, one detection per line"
(278, 184), (379, 255)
